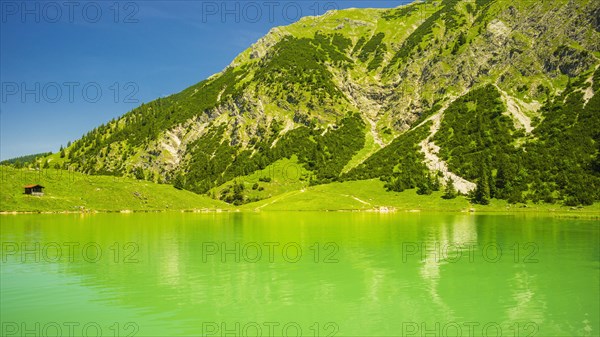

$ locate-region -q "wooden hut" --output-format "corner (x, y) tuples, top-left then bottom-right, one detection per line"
(24, 184), (44, 196)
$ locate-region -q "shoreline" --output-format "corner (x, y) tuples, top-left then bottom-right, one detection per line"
(2, 206), (599, 219)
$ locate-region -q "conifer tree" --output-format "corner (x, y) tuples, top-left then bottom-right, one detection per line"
(474, 163), (491, 205)
(443, 178), (457, 199)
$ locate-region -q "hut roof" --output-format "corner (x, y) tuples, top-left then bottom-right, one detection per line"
(23, 184), (44, 189)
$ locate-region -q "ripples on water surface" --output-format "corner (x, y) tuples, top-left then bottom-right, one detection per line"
(1, 213), (598, 336)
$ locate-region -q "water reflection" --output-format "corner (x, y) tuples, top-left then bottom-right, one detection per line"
(1, 213), (598, 336)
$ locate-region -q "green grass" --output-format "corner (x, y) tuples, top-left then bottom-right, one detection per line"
(1, 166), (598, 217)
(240, 179), (600, 217)
(0, 167), (228, 212)
(243, 179), (469, 211)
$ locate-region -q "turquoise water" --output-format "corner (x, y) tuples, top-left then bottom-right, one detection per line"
(1, 213), (598, 336)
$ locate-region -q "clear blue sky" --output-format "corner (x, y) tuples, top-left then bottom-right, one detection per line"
(0, 0), (413, 160)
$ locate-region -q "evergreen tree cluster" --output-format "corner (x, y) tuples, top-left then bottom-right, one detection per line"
(177, 113), (366, 198)
(433, 70), (600, 206)
(1, 153), (52, 168)
(254, 35), (351, 106)
(384, 0), (462, 74)
(355, 32), (387, 71)
(522, 69), (600, 205)
(343, 123), (431, 192)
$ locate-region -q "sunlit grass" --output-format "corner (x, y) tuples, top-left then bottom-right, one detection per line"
(0, 167), (227, 212)
(2, 166), (598, 217)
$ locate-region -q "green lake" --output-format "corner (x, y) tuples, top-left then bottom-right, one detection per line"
(1, 213), (598, 336)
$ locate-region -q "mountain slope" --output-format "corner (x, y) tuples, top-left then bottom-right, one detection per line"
(42, 0), (600, 206)
(0, 167), (227, 212)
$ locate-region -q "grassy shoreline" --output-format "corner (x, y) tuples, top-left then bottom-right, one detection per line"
(2, 209), (599, 220)
(1, 167), (599, 218)
(2, 205), (599, 219)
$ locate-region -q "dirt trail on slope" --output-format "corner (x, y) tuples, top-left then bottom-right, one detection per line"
(253, 190), (301, 211)
(342, 194), (372, 206)
(418, 96), (476, 194)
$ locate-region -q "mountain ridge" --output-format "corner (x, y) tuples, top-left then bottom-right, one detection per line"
(36, 0), (600, 206)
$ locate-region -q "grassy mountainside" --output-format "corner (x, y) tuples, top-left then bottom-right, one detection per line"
(21, 0), (600, 208)
(0, 167), (227, 212)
